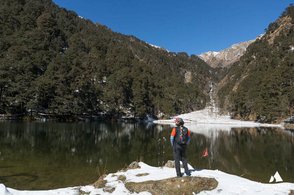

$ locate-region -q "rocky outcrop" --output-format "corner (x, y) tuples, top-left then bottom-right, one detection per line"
(125, 176), (218, 195)
(199, 40), (255, 68)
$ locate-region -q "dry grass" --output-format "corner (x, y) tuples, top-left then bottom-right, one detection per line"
(117, 175), (127, 182)
(91, 174), (116, 193)
(125, 176), (218, 195)
(136, 173), (149, 177)
(284, 123), (294, 130)
(93, 174), (107, 188)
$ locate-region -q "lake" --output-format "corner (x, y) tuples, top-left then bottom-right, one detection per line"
(0, 121), (293, 190)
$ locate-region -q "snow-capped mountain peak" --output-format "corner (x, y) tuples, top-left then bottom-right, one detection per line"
(198, 39), (255, 68)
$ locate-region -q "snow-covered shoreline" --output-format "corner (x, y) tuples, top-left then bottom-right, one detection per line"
(1, 107), (291, 195)
(153, 107), (286, 138)
(154, 107), (284, 129)
(2, 162), (293, 195)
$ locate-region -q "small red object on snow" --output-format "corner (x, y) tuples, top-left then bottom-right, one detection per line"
(201, 148), (208, 157)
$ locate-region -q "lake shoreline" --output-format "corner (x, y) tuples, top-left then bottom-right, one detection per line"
(2, 161), (294, 195)
(0, 112), (144, 123)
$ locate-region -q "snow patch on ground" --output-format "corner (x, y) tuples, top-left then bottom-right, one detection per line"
(1, 107), (290, 195)
(2, 162), (293, 195)
(154, 106), (284, 138)
(154, 107), (283, 129)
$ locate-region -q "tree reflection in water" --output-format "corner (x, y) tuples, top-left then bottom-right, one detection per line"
(0, 121), (293, 190)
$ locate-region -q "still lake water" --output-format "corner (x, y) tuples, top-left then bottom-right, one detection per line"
(0, 121), (293, 190)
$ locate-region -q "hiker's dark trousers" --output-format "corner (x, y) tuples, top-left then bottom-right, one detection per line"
(173, 143), (189, 177)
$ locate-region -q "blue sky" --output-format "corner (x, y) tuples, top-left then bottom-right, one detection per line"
(52, 0), (293, 55)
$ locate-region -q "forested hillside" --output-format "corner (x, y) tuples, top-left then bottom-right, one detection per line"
(217, 5), (294, 123)
(0, 0), (214, 120)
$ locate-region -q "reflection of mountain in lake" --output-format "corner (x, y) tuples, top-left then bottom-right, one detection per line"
(202, 128), (294, 183)
(0, 122), (293, 190)
(0, 121), (164, 190)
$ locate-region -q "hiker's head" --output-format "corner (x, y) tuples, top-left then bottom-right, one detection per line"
(175, 117), (184, 126)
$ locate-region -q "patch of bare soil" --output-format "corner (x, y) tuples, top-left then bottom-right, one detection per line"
(93, 174), (107, 188)
(284, 123), (294, 130)
(92, 174), (115, 193)
(125, 176), (218, 195)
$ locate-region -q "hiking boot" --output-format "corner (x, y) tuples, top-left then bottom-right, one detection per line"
(185, 172), (191, 176)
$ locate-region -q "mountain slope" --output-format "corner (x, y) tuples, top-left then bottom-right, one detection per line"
(217, 5), (294, 123)
(199, 40), (255, 68)
(0, 0), (214, 119)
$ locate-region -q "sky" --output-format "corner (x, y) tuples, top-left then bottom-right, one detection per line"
(52, 0), (293, 55)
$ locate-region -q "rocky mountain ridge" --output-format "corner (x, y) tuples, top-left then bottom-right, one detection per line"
(199, 39), (256, 68)
(217, 5), (294, 123)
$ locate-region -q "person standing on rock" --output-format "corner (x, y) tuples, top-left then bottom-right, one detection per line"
(170, 117), (191, 177)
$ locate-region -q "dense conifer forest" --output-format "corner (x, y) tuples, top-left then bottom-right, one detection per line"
(0, 0), (214, 120)
(217, 5), (294, 123)
(1, 0), (293, 123)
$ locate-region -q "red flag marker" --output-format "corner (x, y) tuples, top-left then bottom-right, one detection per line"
(201, 148), (208, 158)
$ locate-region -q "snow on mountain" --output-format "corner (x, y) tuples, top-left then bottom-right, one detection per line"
(148, 43), (161, 49)
(198, 40), (255, 68)
(146, 42), (170, 52)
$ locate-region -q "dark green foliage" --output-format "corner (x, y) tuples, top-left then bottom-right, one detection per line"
(218, 5), (294, 123)
(0, 0), (214, 118)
